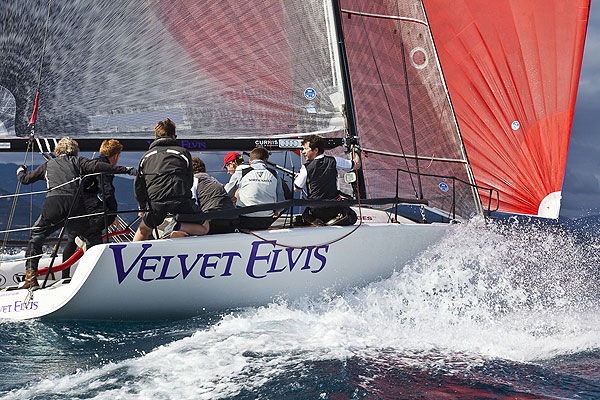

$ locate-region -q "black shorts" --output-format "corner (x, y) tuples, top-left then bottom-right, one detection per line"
(303, 206), (357, 226)
(208, 218), (239, 234)
(238, 216), (273, 231)
(143, 201), (198, 229)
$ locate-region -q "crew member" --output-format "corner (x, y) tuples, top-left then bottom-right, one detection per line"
(223, 152), (244, 175)
(17, 137), (136, 289)
(294, 134), (360, 226)
(61, 139), (125, 278)
(192, 157), (238, 234)
(225, 147), (284, 230)
(133, 119), (208, 240)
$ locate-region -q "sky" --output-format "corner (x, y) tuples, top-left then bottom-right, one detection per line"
(2, 3), (599, 219)
(560, 2), (600, 218)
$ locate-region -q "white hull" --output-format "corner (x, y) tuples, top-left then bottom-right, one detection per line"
(0, 223), (451, 320)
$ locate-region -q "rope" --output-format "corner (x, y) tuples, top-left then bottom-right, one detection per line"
(243, 222), (361, 249)
(244, 148), (365, 249)
(113, 180), (138, 202)
(1, 141), (35, 259)
(360, 151), (431, 222)
(0, 175), (83, 200)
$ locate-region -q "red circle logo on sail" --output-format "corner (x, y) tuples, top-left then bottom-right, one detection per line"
(410, 47), (428, 69)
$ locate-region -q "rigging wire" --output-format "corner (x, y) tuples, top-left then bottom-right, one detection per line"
(349, 0), (420, 201)
(32, 0), (53, 114)
(243, 147), (365, 249)
(1, 141), (35, 260)
(29, 148), (34, 226)
(1, 0), (55, 259)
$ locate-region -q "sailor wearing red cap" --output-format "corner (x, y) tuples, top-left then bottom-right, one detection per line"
(222, 152), (244, 175)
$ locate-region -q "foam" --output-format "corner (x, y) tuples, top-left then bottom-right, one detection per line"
(3, 220), (599, 399)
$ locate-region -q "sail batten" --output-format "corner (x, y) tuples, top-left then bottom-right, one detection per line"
(341, 9), (428, 26)
(362, 148), (468, 164)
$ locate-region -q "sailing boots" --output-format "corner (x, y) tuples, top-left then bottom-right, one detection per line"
(22, 269), (40, 291)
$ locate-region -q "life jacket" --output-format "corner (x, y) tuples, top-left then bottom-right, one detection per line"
(237, 163), (279, 217)
(45, 155), (81, 198)
(304, 156), (339, 200)
(240, 164), (277, 180)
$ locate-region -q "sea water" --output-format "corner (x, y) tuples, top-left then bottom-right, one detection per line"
(0, 220), (598, 399)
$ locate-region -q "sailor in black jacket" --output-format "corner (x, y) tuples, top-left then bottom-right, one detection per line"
(17, 137), (135, 289)
(294, 134), (361, 226)
(61, 139), (125, 278)
(133, 119), (208, 240)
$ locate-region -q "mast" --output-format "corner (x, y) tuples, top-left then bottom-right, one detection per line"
(330, 0), (366, 199)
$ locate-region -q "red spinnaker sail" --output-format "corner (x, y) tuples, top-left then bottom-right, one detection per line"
(424, 0), (590, 218)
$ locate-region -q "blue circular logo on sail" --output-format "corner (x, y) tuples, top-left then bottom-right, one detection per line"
(439, 182), (449, 192)
(511, 120), (520, 131)
(304, 88), (316, 100)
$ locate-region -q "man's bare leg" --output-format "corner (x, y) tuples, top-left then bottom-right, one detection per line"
(133, 220), (153, 242)
(170, 221), (209, 238)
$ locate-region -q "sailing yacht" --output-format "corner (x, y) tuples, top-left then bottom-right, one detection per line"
(0, 0), (589, 320)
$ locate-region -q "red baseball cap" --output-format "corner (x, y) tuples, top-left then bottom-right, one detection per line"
(223, 152), (242, 169)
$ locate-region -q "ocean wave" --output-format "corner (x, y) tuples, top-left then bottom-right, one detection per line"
(2, 220), (599, 399)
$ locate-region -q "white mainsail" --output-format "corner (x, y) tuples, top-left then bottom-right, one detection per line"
(0, 0), (345, 139)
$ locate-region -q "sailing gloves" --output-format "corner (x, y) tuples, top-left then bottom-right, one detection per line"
(126, 167), (138, 176)
(16, 165), (26, 176)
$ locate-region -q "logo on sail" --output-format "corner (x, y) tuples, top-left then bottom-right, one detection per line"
(409, 47), (428, 69)
(305, 101), (317, 114)
(304, 88), (316, 100)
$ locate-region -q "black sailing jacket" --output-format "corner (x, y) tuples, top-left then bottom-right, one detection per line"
(134, 138), (194, 209)
(17, 155), (130, 213)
